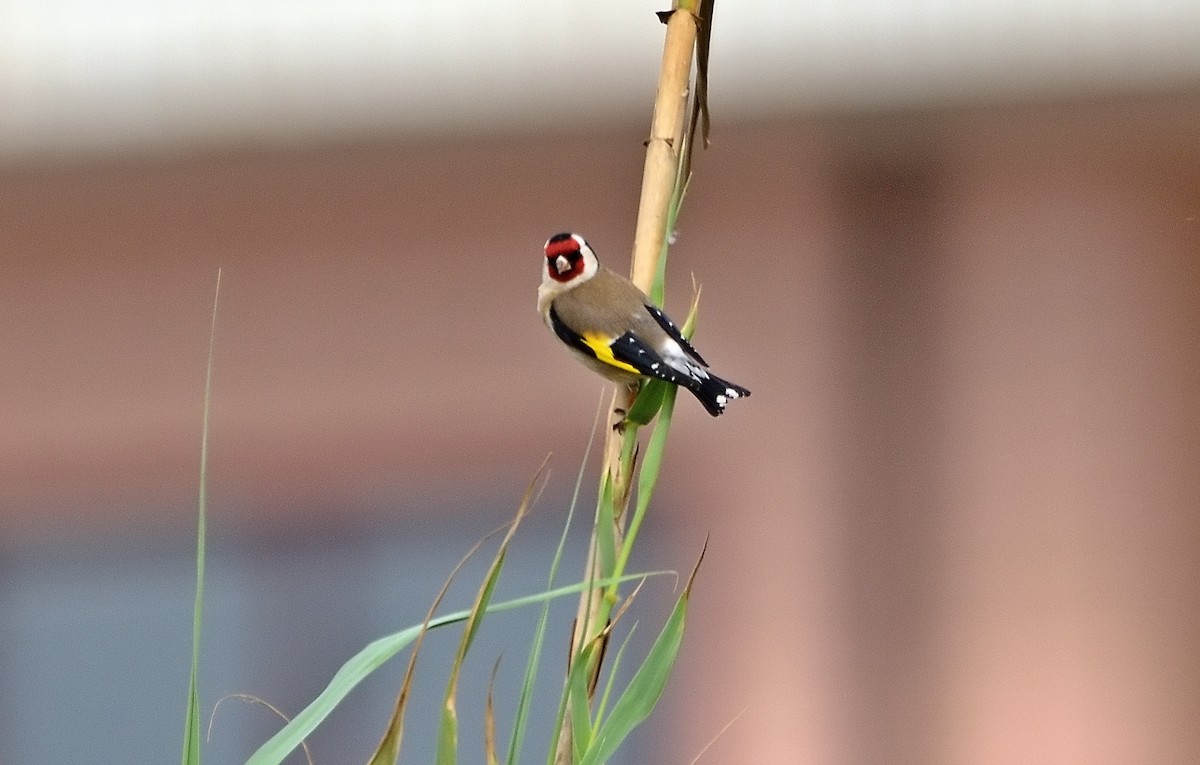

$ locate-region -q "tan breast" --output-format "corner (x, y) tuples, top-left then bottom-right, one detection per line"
(550, 269), (667, 345)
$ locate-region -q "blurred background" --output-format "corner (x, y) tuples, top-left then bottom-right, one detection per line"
(2, 1), (1199, 763)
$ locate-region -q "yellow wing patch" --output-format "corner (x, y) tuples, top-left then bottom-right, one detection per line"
(581, 332), (642, 375)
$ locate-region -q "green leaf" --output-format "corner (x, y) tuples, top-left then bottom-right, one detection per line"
(613, 382), (678, 584)
(635, 385), (676, 520)
(594, 473), (618, 583)
(580, 604), (684, 765)
(484, 659), (502, 765)
(594, 623), (637, 726)
(625, 379), (668, 425)
(437, 522), (517, 765)
(181, 270), (221, 765)
(437, 697), (459, 765)
(580, 547), (705, 765)
(567, 642), (597, 761)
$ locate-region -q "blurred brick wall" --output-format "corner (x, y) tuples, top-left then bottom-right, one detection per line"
(3, 94), (1199, 763)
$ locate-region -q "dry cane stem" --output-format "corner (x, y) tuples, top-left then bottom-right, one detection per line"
(557, 5), (701, 763)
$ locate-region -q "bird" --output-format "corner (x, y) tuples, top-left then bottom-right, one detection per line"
(537, 232), (750, 417)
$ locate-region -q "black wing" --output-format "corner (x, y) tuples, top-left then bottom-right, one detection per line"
(605, 329), (697, 387)
(549, 304), (691, 384)
(643, 304), (708, 366)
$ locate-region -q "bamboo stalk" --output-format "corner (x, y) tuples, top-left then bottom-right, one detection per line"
(556, 4), (703, 763)
(631, 5), (699, 294)
(574, 0), (699, 652)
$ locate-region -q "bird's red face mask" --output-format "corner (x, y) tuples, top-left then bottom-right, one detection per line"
(544, 235), (586, 283)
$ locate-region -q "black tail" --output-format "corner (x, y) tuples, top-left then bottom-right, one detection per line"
(688, 372), (751, 417)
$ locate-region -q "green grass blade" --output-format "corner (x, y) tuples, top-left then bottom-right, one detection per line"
(545, 670), (571, 765)
(579, 602), (685, 765)
(649, 150), (689, 307)
(244, 573), (665, 765)
(638, 385), (677, 512)
(437, 697), (460, 765)
(437, 521), (519, 765)
(485, 658), (502, 765)
(579, 547), (704, 765)
(181, 269), (221, 765)
(594, 473), (618, 584)
(567, 642), (598, 762)
(614, 384), (677, 581)
(625, 379), (668, 425)
(593, 622), (637, 726)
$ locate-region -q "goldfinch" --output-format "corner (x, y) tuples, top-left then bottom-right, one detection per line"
(538, 232), (750, 417)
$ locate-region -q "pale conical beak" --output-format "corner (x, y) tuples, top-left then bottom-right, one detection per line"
(555, 255), (570, 274)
